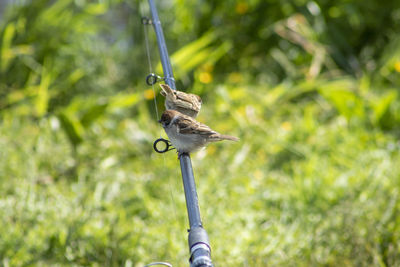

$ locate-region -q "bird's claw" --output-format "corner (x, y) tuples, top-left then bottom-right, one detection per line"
(177, 151), (189, 159)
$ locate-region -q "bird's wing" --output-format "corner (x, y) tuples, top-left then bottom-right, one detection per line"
(174, 91), (192, 102)
(175, 115), (216, 136)
(174, 92), (201, 112)
(174, 92), (193, 108)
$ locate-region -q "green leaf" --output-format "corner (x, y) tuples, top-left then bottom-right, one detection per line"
(58, 111), (84, 147)
(35, 62), (52, 117)
(157, 31), (220, 78)
(171, 31), (217, 65)
(108, 93), (140, 109)
(318, 79), (364, 120)
(80, 102), (108, 128)
(0, 22), (16, 72)
(371, 90), (398, 129)
(85, 3), (108, 15)
(372, 90), (397, 122)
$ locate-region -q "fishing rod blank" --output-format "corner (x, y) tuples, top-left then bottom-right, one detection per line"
(146, 1), (213, 266)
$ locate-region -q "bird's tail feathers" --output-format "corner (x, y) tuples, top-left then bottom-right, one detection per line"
(219, 134), (239, 142)
(160, 84), (174, 98)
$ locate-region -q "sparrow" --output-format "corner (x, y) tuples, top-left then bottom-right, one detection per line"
(158, 110), (239, 155)
(160, 84), (202, 118)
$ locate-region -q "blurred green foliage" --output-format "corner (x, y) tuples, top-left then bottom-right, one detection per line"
(1, 0), (400, 266)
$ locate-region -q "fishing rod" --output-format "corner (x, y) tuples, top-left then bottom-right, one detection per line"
(143, 1), (213, 267)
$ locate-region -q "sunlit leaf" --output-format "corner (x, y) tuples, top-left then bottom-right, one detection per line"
(0, 22), (16, 72)
(108, 93), (140, 109)
(318, 79), (364, 120)
(372, 90), (397, 122)
(80, 102), (108, 127)
(35, 63), (52, 117)
(85, 3), (108, 15)
(58, 111), (84, 146)
(157, 31), (222, 78)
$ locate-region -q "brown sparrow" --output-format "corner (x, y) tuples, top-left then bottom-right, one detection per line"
(158, 110), (239, 154)
(160, 84), (202, 118)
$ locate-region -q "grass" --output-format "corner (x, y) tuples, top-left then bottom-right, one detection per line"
(1, 79), (400, 266)
(1, 0), (400, 266)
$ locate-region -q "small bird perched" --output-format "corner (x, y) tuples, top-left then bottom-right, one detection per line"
(159, 110), (239, 154)
(160, 84), (202, 118)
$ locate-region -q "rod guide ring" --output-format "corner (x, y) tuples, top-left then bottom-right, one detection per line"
(146, 73), (164, 86)
(141, 16), (152, 25)
(153, 138), (175, 153)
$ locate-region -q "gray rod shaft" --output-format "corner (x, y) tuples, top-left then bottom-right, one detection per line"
(147, 2), (213, 266)
(148, 0), (176, 89)
(179, 153), (202, 227)
(148, 0), (203, 230)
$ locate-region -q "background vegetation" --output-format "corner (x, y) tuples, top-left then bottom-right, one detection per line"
(1, 0), (400, 266)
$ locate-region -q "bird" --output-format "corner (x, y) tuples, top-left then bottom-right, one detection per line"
(159, 84), (202, 118)
(158, 109), (239, 155)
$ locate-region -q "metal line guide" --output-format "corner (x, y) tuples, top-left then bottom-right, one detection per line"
(153, 138), (175, 153)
